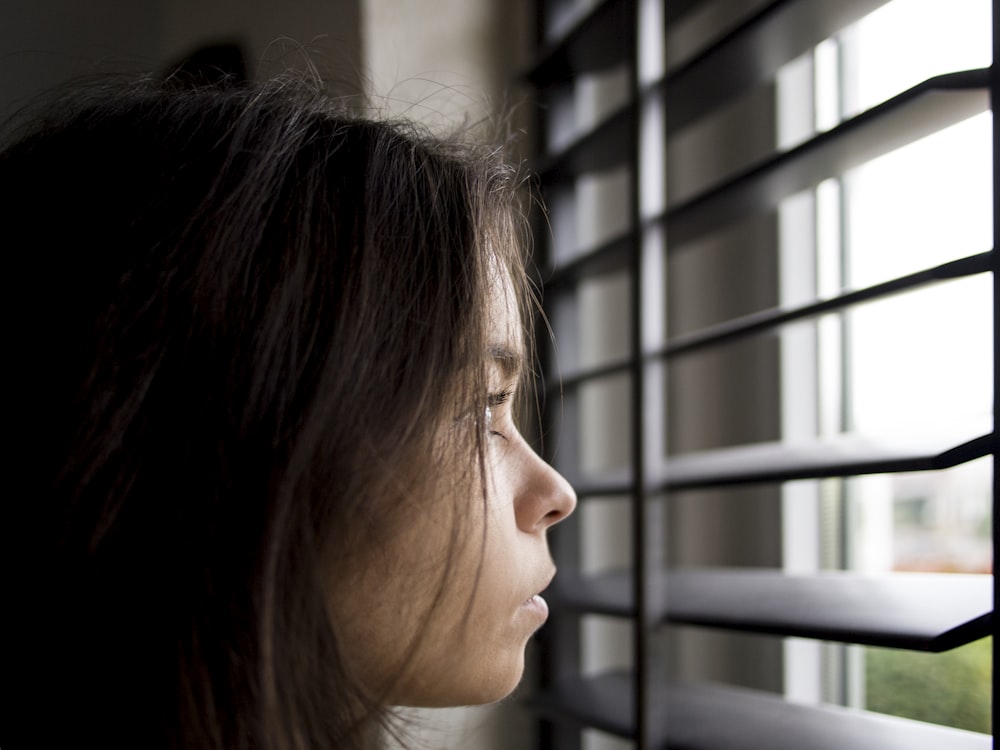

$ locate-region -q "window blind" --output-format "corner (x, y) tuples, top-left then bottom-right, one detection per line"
(527, 1), (996, 748)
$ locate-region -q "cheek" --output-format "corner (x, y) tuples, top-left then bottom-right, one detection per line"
(399, 501), (531, 705)
(326, 470), (534, 707)
(326, 511), (457, 694)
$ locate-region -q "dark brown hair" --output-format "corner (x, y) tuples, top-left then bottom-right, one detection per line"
(0, 76), (531, 749)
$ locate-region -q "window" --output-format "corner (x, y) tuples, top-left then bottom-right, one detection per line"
(778, 1), (993, 730)
(527, 1), (995, 748)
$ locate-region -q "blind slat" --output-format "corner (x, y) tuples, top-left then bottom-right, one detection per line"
(658, 432), (993, 490)
(547, 250), (994, 386)
(529, 0), (631, 84)
(660, 0), (889, 135)
(548, 569), (993, 651)
(532, 673), (992, 749)
(564, 432), (992, 497)
(532, 0), (998, 746)
(540, 103), (634, 181)
(544, 230), (634, 287)
(665, 70), (989, 246)
(662, 251), (995, 357)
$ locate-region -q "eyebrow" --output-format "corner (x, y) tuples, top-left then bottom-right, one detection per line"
(490, 344), (523, 381)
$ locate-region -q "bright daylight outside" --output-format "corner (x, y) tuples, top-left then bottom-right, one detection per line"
(780, 0), (992, 733)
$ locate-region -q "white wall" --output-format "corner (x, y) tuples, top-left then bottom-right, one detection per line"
(362, 0), (533, 139)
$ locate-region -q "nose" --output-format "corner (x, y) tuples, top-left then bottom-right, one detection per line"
(513, 439), (577, 534)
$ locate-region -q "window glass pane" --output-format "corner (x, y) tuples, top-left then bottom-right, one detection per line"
(779, 0), (995, 726)
(843, 0), (991, 118)
(847, 275), (993, 436)
(864, 638), (992, 733)
(846, 459), (993, 575)
(844, 112), (992, 288)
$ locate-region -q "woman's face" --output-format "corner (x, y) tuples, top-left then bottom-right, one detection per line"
(331, 270), (577, 707)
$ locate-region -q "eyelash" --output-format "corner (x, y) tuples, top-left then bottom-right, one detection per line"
(486, 388), (514, 441)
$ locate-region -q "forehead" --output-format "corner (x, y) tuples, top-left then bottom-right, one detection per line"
(486, 264), (524, 379)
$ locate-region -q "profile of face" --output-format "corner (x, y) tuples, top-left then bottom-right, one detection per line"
(0, 78), (576, 750)
(331, 268), (577, 707)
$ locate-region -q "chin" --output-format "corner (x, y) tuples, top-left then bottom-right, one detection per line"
(396, 648), (527, 708)
(462, 642), (529, 705)
(465, 664), (525, 706)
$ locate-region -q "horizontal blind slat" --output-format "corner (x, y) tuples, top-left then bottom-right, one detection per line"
(548, 570), (993, 651)
(657, 432), (993, 490)
(543, 230), (634, 286)
(661, 251), (995, 357)
(546, 250), (994, 385)
(664, 70), (989, 246)
(531, 673), (992, 749)
(660, 0), (889, 134)
(561, 432), (993, 497)
(529, 0), (632, 84)
(540, 103), (634, 180)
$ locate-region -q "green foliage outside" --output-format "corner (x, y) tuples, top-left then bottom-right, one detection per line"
(865, 637), (992, 734)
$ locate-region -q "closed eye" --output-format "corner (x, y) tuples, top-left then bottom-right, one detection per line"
(488, 388), (514, 408)
(486, 388), (514, 442)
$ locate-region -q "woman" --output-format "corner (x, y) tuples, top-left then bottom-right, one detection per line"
(0, 76), (575, 749)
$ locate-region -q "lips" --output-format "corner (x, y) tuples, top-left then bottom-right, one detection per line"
(521, 569), (556, 620)
(522, 593), (549, 619)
